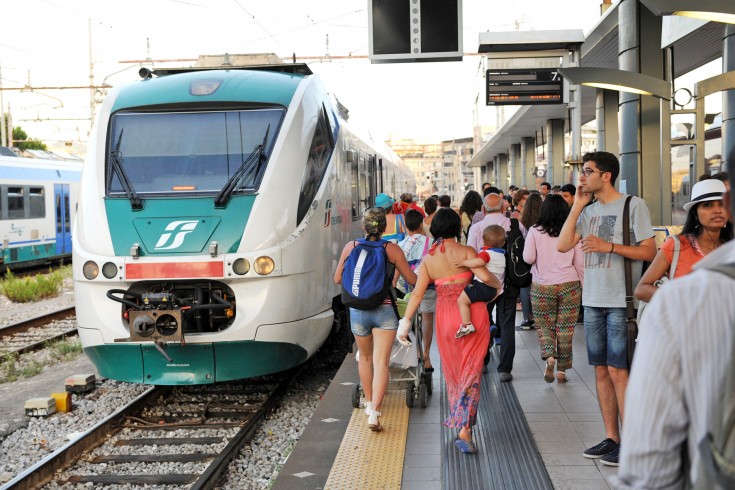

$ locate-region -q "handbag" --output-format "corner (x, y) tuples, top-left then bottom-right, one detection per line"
(636, 235), (680, 325)
(622, 196), (638, 369)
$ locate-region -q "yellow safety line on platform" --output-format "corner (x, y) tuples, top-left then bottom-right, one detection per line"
(324, 390), (409, 489)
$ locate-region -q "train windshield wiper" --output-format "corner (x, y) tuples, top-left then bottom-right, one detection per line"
(109, 129), (143, 210)
(214, 124), (270, 208)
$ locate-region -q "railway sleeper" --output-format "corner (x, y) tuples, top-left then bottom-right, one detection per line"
(64, 474), (198, 485)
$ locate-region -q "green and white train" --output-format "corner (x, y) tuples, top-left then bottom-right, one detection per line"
(0, 156), (80, 269)
(73, 63), (414, 385)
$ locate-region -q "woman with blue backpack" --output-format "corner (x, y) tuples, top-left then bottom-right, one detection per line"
(334, 206), (417, 432)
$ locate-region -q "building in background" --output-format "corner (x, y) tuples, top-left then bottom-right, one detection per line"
(388, 135), (494, 204)
(386, 138), (442, 201)
(441, 137), (474, 204)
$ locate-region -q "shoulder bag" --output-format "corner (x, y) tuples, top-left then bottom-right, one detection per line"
(622, 196), (638, 369)
(636, 235), (680, 325)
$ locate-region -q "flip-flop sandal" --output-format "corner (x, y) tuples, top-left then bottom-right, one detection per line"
(544, 359), (555, 383)
(454, 438), (477, 454)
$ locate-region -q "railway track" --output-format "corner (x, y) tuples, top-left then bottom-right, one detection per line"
(4, 372), (298, 489)
(0, 307), (77, 360)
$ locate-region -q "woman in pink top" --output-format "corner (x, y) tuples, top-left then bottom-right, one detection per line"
(523, 195), (584, 383)
(518, 192), (543, 329)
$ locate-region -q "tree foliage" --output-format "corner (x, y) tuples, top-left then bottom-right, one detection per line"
(12, 126), (47, 150)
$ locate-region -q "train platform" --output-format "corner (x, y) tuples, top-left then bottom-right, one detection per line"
(273, 319), (617, 490)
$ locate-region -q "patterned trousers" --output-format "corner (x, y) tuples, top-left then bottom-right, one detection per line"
(530, 280), (581, 371)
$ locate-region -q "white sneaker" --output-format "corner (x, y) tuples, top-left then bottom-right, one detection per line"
(364, 401), (373, 416)
(368, 410), (382, 431)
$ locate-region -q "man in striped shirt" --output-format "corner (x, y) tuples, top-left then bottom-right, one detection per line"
(614, 160), (735, 489)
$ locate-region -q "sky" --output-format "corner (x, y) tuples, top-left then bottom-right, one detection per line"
(0, 0), (604, 148)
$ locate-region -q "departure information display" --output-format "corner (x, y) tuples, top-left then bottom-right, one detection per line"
(486, 68), (563, 106)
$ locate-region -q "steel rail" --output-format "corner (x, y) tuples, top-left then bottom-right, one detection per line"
(1, 385), (165, 490)
(191, 370), (299, 490)
(2, 369), (301, 489)
(0, 307), (77, 362)
(0, 307), (76, 338)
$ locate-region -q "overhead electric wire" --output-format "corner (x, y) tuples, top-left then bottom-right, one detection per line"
(231, 0), (284, 49)
(225, 8), (366, 52)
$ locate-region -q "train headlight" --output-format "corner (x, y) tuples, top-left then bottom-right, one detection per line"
(83, 261), (99, 280)
(233, 258), (250, 275)
(254, 256), (275, 275)
(102, 262), (118, 279)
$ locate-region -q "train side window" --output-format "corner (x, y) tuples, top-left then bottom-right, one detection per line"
(8, 186), (24, 219)
(56, 192), (62, 233)
(64, 194), (70, 231)
(29, 187), (45, 219)
(297, 104), (335, 225)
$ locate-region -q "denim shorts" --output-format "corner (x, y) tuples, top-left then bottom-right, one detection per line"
(464, 279), (497, 303)
(350, 304), (399, 337)
(583, 306), (628, 369)
(420, 288), (437, 314)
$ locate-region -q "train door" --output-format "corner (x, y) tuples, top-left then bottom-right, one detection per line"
(54, 184), (71, 254)
(368, 155), (377, 206)
(378, 158), (384, 193)
(358, 152), (370, 214)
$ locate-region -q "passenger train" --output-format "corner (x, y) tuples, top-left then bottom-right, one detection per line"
(73, 62), (414, 385)
(0, 156), (80, 269)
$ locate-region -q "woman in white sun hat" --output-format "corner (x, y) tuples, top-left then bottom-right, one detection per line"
(636, 178), (733, 302)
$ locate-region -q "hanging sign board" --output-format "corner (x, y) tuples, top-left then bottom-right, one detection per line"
(486, 68), (563, 106)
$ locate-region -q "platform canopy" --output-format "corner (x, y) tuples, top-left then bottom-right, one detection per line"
(468, 2), (726, 168)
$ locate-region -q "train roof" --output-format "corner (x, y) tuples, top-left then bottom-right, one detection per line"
(0, 155), (82, 169)
(0, 155), (82, 181)
(145, 63), (313, 77)
(111, 66), (312, 112)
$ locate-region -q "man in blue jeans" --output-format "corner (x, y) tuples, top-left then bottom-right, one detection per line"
(557, 152), (656, 467)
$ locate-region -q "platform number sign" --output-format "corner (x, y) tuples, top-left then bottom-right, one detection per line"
(486, 68), (563, 106)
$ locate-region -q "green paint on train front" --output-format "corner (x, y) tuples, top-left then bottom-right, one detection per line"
(111, 69), (303, 112)
(104, 196), (254, 256)
(84, 341), (308, 385)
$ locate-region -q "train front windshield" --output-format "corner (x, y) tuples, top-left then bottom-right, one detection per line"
(106, 109), (284, 196)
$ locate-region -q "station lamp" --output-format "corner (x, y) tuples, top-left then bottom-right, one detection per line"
(557, 67), (671, 100)
(639, 0), (735, 24)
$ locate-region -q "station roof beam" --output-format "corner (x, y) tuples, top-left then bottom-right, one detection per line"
(557, 67), (670, 99)
(640, 0), (735, 24)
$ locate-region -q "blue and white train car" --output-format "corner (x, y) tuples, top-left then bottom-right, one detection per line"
(74, 63), (414, 384)
(0, 156), (81, 269)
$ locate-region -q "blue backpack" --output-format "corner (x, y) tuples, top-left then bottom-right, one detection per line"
(341, 239), (396, 311)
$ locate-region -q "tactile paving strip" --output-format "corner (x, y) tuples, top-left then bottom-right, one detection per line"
(441, 350), (553, 489)
(324, 390), (409, 489)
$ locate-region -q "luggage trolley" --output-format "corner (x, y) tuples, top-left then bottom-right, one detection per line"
(351, 294), (432, 409)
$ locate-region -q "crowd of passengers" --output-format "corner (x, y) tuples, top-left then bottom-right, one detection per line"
(333, 150), (735, 489)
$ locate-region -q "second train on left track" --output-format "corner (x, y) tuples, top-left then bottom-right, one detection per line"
(73, 62), (414, 385)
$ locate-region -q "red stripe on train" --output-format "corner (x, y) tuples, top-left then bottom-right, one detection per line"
(126, 262), (224, 279)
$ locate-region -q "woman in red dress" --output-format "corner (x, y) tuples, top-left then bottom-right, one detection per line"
(399, 209), (502, 453)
